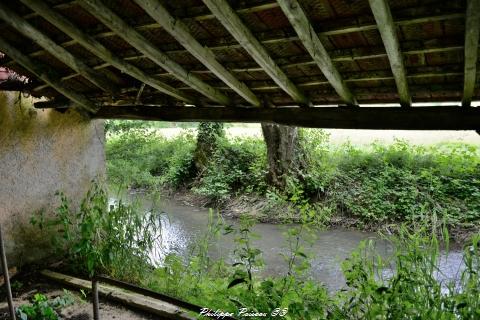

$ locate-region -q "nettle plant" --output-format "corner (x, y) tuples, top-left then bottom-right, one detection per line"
(31, 182), (162, 282)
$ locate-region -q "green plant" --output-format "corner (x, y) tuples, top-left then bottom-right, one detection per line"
(16, 292), (74, 320)
(31, 183), (161, 283)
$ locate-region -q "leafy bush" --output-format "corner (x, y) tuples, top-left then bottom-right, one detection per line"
(193, 137), (267, 202)
(16, 292), (75, 320)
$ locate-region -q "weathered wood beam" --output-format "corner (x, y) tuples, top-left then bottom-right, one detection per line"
(0, 79), (30, 91)
(277, 0), (356, 105)
(133, 0), (260, 107)
(33, 43), (465, 92)
(7, 12), (465, 70)
(202, 0), (308, 105)
(369, 0), (411, 107)
(0, 2), (117, 96)
(176, 69), (468, 91)
(93, 105), (480, 130)
(20, 0), (194, 104)
(462, 0), (480, 107)
(79, 0), (230, 106)
(0, 36), (96, 113)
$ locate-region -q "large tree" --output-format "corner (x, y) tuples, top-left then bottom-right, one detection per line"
(194, 122), (225, 173)
(261, 123), (306, 189)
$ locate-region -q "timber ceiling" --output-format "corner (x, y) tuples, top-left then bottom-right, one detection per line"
(0, 0), (479, 128)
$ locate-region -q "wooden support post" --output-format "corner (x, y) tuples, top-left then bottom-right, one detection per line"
(0, 2), (117, 95)
(133, 0), (260, 107)
(202, 0), (309, 105)
(0, 36), (97, 114)
(92, 278), (100, 320)
(369, 0), (411, 107)
(0, 226), (16, 320)
(79, 0), (230, 106)
(20, 0), (195, 104)
(462, 0), (480, 107)
(277, 0), (356, 105)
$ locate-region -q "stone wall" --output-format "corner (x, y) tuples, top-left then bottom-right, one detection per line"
(0, 92), (105, 267)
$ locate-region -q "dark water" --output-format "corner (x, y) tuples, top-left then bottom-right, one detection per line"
(110, 194), (464, 291)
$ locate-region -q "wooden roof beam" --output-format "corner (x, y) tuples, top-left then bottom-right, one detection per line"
(462, 0), (480, 107)
(93, 105), (480, 130)
(6, 13), (464, 69)
(20, 0), (194, 104)
(0, 2), (117, 96)
(79, 0), (230, 106)
(369, 0), (411, 107)
(133, 0), (260, 107)
(0, 36), (96, 114)
(277, 0), (356, 105)
(202, 0), (309, 105)
(32, 43), (466, 92)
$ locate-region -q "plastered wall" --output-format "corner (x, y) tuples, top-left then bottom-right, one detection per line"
(0, 92), (105, 267)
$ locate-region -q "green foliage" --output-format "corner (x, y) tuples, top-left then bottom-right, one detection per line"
(146, 211), (480, 319)
(147, 214), (332, 319)
(106, 130), (196, 189)
(193, 137), (267, 202)
(31, 183), (161, 282)
(335, 228), (480, 319)
(106, 127), (480, 231)
(16, 292), (74, 320)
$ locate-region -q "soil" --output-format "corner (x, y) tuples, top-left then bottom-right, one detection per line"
(0, 272), (156, 320)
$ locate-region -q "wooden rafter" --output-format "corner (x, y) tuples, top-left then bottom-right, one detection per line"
(32, 43), (466, 92)
(6, 12), (464, 71)
(0, 2), (117, 95)
(462, 0), (480, 107)
(93, 105), (480, 130)
(277, 0), (356, 105)
(78, 0), (230, 106)
(369, 0), (411, 107)
(202, 0), (308, 105)
(0, 36), (96, 113)
(133, 0), (260, 107)
(20, 0), (195, 104)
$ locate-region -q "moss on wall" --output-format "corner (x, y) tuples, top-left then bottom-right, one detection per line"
(0, 92), (106, 268)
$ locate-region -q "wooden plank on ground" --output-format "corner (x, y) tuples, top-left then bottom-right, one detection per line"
(40, 270), (196, 320)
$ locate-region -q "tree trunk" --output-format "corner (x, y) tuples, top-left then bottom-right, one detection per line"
(261, 123), (305, 189)
(194, 122), (225, 173)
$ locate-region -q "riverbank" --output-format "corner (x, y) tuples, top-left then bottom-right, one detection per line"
(107, 128), (480, 244)
(141, 188), (477, 245)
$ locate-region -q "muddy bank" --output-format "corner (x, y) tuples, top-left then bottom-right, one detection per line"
(159, 189), (479, 245)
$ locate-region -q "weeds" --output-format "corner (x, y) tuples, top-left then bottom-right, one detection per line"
(16, 291), (75, 320)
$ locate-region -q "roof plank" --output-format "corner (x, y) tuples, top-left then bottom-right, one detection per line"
(277, 0), (356, 105)
(368, 0), (411, 107)
(0, 2), (118, 95)
(462, 0), (480, 107)
(202, 0), (309, 105)
(20, 0), (195, 104)
(133, 0), (260, 107)
(0, 36), (96, 113)
(79, 0), (230, 106)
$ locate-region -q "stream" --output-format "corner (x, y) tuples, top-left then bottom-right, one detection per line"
(111, 194), (465, 291)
